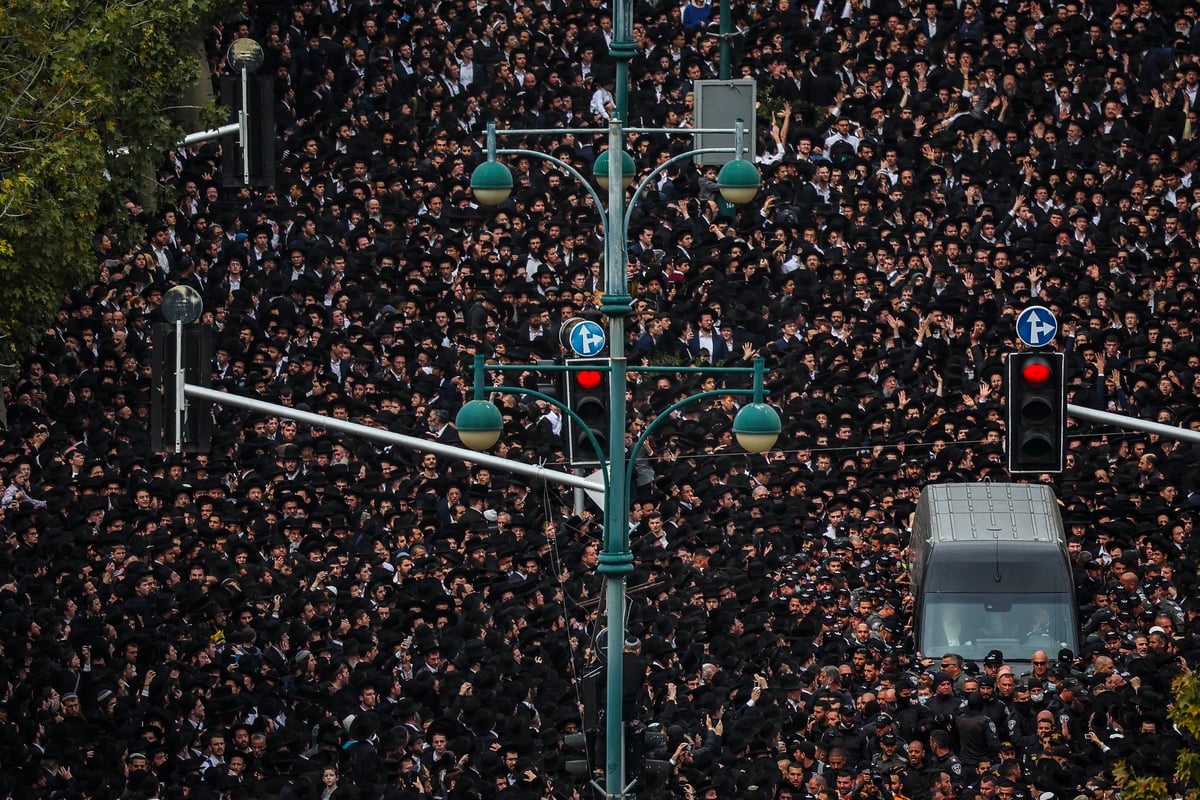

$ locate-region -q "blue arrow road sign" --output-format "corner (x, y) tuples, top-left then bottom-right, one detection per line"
(569, 320), (606, 357)
(1015, 305), (1058, 348)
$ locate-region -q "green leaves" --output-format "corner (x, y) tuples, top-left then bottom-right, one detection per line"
(1117, 670), (1200, 800)
(0, 0), (227, 367)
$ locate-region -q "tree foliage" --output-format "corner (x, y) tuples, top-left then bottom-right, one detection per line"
(0, 0), (228, 367)
(1116, 668), (1200, 800)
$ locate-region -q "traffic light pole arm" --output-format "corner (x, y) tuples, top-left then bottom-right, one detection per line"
(623, 387), (761, 501)
(180, 384), (605, 493)
(1067, 403), (1200, 445)
(628, 365), (762, 375)
(179, 122), (241, 146)
(489, 126), (757, 136)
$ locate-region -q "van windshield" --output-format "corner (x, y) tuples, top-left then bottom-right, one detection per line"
(920, 594), (1078, 661)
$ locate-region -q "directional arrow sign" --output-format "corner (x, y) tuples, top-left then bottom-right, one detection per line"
(1016, 305), (1058, 349)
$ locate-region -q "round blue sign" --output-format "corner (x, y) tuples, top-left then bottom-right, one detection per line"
(569, 320), (606, 357)
(1015, 305), (1058, 349)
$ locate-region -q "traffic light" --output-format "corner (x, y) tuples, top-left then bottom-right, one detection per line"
(150, 323), (213, 453)
(626, 721), (671, 787)
(219, 74), (276, 186)
(1006, 351), (1065, 473)
(562, 729), (595, 782)
(562, 357), (610, 467)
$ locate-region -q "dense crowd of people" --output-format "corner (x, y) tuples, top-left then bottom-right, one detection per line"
(2, 0), (1200, 798)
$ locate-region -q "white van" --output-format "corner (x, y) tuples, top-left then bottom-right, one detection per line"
(909, 482), (1080, 664)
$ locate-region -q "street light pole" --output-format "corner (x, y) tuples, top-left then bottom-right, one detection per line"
(467, 119), (774, 800)
(599, 117), (634, 799)
(611, 1), (634, 122)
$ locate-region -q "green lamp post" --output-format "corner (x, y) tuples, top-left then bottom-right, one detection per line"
(464, 118), (768, 800)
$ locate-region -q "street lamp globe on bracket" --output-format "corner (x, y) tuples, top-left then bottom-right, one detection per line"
(456, 399), (504, 450)
(470, 160), (514, 205)
(732, 402), (781, 452)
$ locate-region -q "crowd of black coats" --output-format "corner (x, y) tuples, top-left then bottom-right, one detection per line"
(5, 0), (1200, 797)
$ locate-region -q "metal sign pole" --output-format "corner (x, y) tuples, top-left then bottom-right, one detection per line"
(174, 320), (184, 453)
(239, 66), (251, 185)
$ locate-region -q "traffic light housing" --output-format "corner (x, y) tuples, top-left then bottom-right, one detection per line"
(219, 74), (276, 186)
(562, 729), (595, 782)
(626, 721), (671, 787)
(562, 357), (610, 467)
(1006, 351), (1065, 473)
(150, 323), (213, 453)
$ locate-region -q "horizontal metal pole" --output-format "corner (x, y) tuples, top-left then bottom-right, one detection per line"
(478, 362), (760, 375)
(179, 122), (240, 146)
(485, 362), (603, 372)
(1067, 403), (1200, 445)
(623, 127), (743, 135)
(491, 126), (743, 138)
(492, 127), (605, 137)
(629, 365), (761, 374)
(183, 384), (606, 493)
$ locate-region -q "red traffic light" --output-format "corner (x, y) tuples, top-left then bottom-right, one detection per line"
(576, 369), (603, 390)
(1020, 360), (1052, 385)
(1006, 351), (1065, 473)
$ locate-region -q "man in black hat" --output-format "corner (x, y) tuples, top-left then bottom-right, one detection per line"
(872, 731), (908, 774)
(927, 670), (964, 734)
